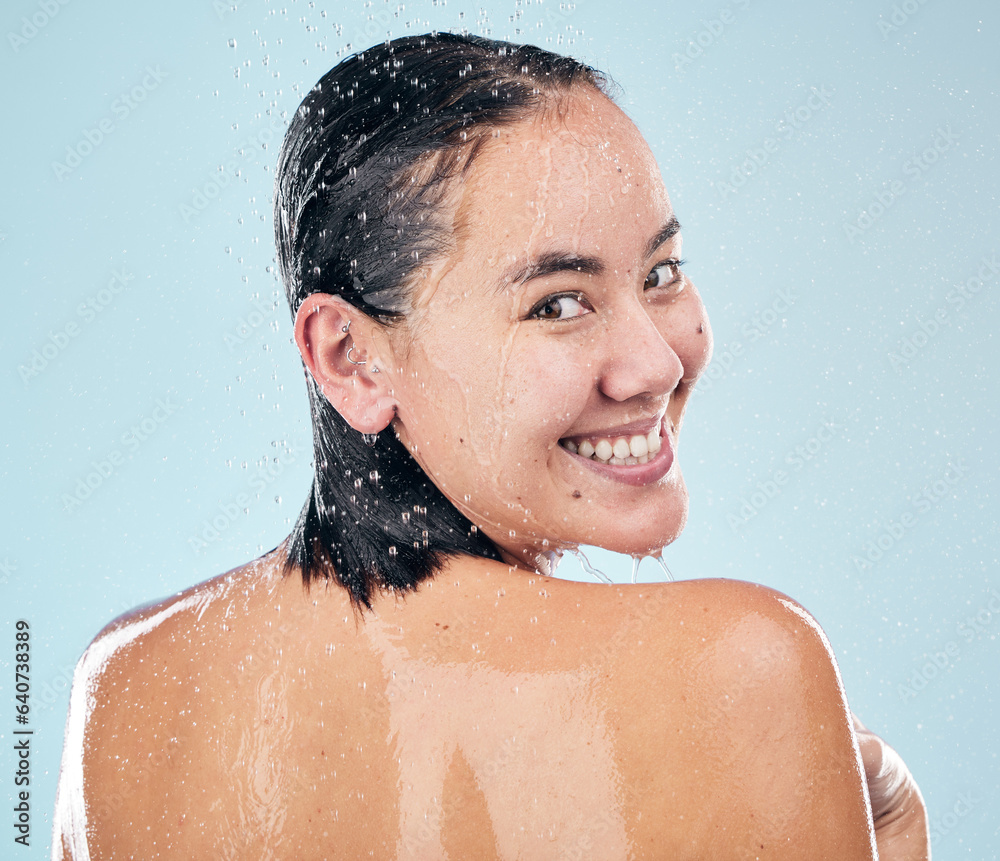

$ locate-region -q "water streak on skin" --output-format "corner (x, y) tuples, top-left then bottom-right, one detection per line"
(51, 593), (207, 861)
(484, 138), (551, 528)
(219, 668), (292, 859)
(364, 617), (629, 859)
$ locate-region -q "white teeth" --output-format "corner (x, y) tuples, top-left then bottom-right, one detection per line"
(647, 428), (662, 454)
(629, 434), (648, 458)
(562, 425), (664, 464)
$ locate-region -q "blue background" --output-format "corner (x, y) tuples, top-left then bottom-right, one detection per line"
(2, 0), (997, 856)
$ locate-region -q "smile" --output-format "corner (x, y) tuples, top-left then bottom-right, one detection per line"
(558, 419), (675, 487)
(559, 427), (662, 465)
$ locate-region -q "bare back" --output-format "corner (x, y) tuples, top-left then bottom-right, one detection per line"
(54, 552), (876, 860)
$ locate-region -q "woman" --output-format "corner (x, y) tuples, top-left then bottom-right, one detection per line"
(53, 33), (927, 859)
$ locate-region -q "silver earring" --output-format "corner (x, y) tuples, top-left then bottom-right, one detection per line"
(346, 345), (366, 366)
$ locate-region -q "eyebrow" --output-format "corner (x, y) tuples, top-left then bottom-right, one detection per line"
(497, 216), (682, 292)
(644, 216), (682, 260)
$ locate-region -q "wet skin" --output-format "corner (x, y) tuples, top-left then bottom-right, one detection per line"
(54, 93), (882, 858)
(318, 89), (713, 572)
(54, 551), (876, 859)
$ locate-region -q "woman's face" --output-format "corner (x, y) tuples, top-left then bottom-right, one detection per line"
(379, 89), (713, 571)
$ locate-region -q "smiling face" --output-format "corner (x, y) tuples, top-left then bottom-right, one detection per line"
(376, 89), (713, 572)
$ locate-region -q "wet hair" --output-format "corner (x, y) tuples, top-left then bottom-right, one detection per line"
(274, 32), (607, 609)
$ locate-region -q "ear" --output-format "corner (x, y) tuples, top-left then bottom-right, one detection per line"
(293, 294), (398, 434)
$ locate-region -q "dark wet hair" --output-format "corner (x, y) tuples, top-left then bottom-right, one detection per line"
(274, 32), (607, 609)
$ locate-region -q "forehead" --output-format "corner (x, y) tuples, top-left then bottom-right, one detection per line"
(451, 91), (671, 262)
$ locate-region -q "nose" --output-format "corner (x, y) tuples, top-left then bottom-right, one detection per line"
(597, 305), (684, 402)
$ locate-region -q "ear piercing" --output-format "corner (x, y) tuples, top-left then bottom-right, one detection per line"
(343, 318), (377, 371)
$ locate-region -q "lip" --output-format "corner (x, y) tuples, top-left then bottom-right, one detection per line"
(560, 417), (675, 487)
(559, 414), (665, 445)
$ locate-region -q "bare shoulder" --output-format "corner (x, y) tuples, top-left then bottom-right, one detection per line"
(51, 562), (250, 859)
(51, 551), (351, 860)
(409, 564), (877, 857)
(597, 576), (877, 858)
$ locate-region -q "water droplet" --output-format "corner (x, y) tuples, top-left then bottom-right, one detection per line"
(228, 38), (237, 48)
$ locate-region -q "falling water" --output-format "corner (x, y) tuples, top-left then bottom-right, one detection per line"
(570, 549), (675, 584)
(572, 548), (612, 584)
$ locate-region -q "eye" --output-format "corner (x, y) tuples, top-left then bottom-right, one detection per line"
(529, 293), (592, 321)
(644, 259), (686, 291)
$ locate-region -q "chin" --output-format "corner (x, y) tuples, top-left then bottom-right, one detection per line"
(581, 478), (690, 557)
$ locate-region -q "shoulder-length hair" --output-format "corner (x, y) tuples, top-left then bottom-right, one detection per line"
(274, 32), (607, 609)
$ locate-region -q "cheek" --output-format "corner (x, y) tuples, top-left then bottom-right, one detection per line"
(465, 343), (588, 477)
(677, 294), (713, 382)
